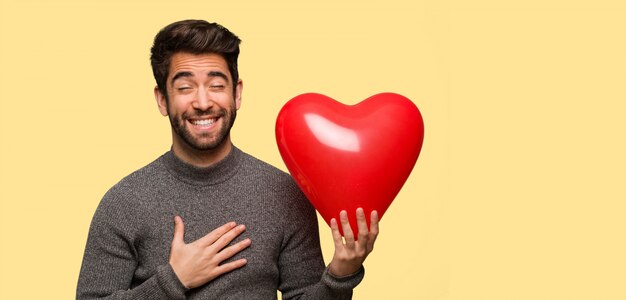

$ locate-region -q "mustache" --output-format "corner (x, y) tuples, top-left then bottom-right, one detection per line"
(182, 109), (226, 119)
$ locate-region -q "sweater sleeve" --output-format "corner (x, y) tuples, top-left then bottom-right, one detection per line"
(76, 188), (187, 300)
(277, 181), (364, 300)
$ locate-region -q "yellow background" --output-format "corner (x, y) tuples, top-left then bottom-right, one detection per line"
(0, 0), (624, 299)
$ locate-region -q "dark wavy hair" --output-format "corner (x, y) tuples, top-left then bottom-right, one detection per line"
(150, 20), (241, 98)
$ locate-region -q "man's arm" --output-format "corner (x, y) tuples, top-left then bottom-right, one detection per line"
(277, 182), (379, 299)
(76, 191), (187, 300)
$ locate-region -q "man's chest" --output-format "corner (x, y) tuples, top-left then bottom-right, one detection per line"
(131, 188), (286, 281)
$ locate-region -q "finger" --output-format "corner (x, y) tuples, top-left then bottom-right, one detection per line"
(356, 208), (369, 246)
(339, 210), (355, 246)
(215, 238), (252, 262)
(171, 216), (185, 246)
(197, 221), (238, 246)
(213, 258), (248, 277)
(330, 218), (344, 248)
(367, 210), (380, 253)
(210, 224), (247, 251)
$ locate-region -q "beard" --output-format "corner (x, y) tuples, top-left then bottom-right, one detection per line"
(168, 104), (237, 151)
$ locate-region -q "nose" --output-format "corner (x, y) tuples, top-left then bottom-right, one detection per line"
(191, 88), (214, 111)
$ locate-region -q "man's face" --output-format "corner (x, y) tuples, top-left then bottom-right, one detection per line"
(156, 52), (242, 152)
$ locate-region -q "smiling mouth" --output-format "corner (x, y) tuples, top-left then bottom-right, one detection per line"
(189, 118), (218, 127)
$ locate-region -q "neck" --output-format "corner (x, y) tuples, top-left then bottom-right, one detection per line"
(171, 136), (233, 168)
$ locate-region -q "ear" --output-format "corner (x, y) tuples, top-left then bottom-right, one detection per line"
(235, 79), (243, 110)
(154, 86), (168, 116)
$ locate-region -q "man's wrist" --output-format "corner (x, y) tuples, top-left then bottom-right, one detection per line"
(328, 259), (362, 278)
(169, 262), (191, 289)
(156, 264), (188, 299)
(322, 265), (365, 290)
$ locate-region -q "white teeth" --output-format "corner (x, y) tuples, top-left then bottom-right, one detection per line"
(191, 119), (216, 126)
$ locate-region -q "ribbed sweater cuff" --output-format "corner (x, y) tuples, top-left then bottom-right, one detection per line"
(321, 266), (365, 291)
(156, 264), (188, 299)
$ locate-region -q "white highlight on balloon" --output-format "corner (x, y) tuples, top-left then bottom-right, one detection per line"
(304, 113), (360, 152)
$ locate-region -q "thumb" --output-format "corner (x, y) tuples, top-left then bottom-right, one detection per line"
(172, 215), (185, 246)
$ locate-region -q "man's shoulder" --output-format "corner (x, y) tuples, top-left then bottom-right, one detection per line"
(238, 150), (286, 175)
(90, 153), (169, 225)
(236, 149), (315, 217)
(102, 153), (168, 202)
(236, 149), (301, 192)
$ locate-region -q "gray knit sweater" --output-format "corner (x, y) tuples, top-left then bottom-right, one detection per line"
(76, 146), (363, 299)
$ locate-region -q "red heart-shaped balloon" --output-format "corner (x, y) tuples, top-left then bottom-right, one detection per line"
(275, 93), (424, 235)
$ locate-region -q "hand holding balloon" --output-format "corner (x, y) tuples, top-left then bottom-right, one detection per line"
(328, 208), (379, 277)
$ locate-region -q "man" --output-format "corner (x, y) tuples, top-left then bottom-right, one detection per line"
(77, 20), (379, 299)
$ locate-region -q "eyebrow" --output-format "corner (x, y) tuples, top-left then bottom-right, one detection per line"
(171, 71), (193, 84)
(208, 71), (229, 82)
(171, 71), (230, 86)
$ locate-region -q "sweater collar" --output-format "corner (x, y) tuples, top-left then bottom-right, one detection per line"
(162, 146), (242, 186)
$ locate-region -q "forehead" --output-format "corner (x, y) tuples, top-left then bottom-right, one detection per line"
(168, 52), (230, 79)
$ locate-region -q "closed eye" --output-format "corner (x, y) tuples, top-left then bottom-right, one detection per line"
(176, 86), (194, 94)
